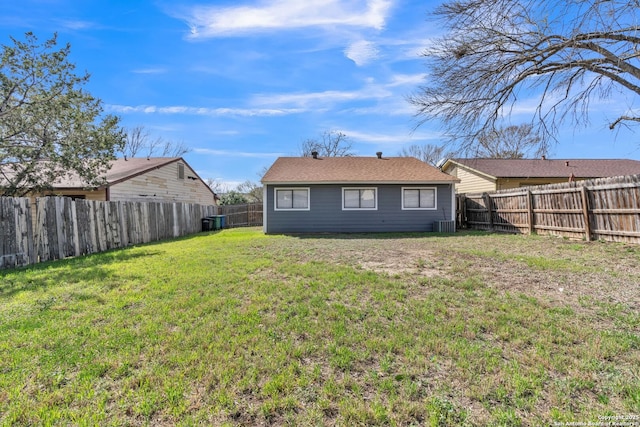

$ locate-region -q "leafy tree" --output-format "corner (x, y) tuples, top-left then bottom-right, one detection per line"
(120, 125), (190, 159)
(410, 0), (640, 153)
(0, 32), (124, 196)
(397, 143), (453, 166)
(299, 130), (354, 157)
(218, 190), (248, 206)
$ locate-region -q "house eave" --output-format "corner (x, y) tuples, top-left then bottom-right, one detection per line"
(262, 179), (460, 185)
(443, 160), (498, 181)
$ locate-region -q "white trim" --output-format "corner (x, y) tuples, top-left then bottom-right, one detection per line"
(273, 187), (310, 211)
(451, 184), (457, 227)
(401, 187), (437, 210)
(263, 180), (458, 185)
(442, 160), (497, 181)
(263, 186), (268, 233)
(341, 187), (378, 210)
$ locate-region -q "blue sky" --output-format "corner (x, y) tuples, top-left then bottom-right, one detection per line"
(2, 0), (640, 189)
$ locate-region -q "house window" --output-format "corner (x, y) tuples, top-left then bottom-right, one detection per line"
(342, 188), (377, 210)
(178, 163), (185, 179)
(274, 188), (310, 210)
(68, 195), (86, 201)
(402, 187), (437, 210)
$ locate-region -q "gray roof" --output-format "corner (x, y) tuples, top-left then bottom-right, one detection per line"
(444, 158), (640, 179)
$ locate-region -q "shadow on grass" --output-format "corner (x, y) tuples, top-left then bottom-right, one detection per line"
(0, 230), (225, 297)
(0, 248), (162, 299)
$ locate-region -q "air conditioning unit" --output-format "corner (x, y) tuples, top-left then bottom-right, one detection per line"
(435, 220), (455, 233)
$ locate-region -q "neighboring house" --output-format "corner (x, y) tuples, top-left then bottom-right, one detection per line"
(442, 157), (640, 194)
(6, 157), (217, 205)
(261, 153), (460, 234)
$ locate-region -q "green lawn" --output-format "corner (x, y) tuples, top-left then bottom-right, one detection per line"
(1, 228), (639, 426)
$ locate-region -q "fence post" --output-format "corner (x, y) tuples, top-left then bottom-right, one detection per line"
(456, 194), (467, 229)
(483, 192), (494, 231)
(580, 186), (592, 242)
(527, 189), (535, 235)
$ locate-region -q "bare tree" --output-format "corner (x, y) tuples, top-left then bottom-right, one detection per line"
(475, 124), (544, 159)
(397, 143), (454, 166)
(299, 130), (354, 157)
(410, 0), (640, 153)
(121, 126), (148, 159)
(236, 180), (263, 203)
(205, 177), (229, 195)
(161, 139), (190, 157)
(120, 125), (190, 159)
(257, 165), (270, 181)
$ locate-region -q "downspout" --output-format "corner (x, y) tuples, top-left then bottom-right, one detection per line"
(450, 183), (456, 231)
(106, 186), (110, 201)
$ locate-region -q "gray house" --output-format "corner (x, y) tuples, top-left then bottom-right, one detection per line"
(261, 153), (460, 234)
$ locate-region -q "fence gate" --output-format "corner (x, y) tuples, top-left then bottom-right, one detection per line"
(217, 202), (263, 228)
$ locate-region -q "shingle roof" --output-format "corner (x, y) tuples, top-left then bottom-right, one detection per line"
(0, 157), (182, 188)
(261, 156), (459, 184)
(52, 157), (182, 187)
(446, 158), (640, 179)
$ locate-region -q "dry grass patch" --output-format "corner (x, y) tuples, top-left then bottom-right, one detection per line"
(1, 228), (638, 426)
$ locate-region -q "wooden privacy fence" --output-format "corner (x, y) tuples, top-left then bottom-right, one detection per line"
(0, 197), (34, 269)
(1, 197), (216, 270)
(458, 174), (640, 243)
(217, 202), (263, 228)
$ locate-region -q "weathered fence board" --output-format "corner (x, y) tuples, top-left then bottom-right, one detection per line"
(459, 174), (640, 244)
(0, 197), (217, 270)
(217, 203), (263, 228)
(0, 198), (34, 269)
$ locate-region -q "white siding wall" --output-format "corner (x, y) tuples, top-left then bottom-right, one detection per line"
(109, 161), (215, 205)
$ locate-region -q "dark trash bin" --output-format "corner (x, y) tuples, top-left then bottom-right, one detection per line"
(201, 217), (214, 232)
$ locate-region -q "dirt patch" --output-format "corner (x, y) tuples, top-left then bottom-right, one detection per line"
(277, 232), (640, 315)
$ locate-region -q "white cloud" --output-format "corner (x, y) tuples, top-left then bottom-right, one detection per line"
(343, 129), (444, 144)
(60, 20), (95, 30)
(386, 73), (427, 87)
(107, 104), (304, 117)
(344, 40), (379, 66)
(252, 86), (391, 108)
(182, 0), (393, 38)
(108, 72), (423, 123)
(132, 68), (167, 74)
(195, 176), (246, 192)
(252, 90), (362, 107)
(250, 72), (423, 112)
(194, 148), (285, 158)
(339, 103), (414, 116)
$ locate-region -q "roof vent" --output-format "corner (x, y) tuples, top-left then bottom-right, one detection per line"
(541, 155), (546, 160)
(565, 161), (570, 167)
(376, 151), (383, 159)
(311, 151), (318, 159)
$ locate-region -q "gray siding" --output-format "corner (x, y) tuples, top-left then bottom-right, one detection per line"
(265, 184), (454, 233)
